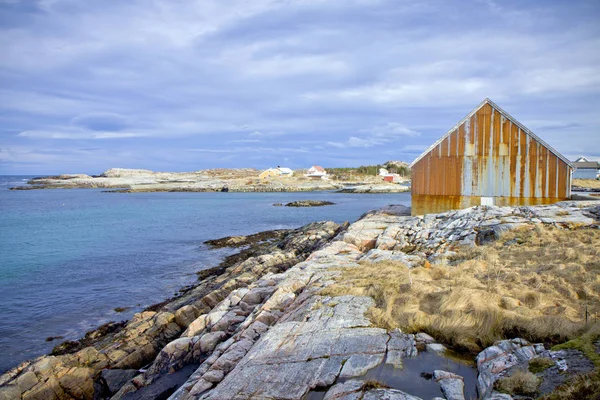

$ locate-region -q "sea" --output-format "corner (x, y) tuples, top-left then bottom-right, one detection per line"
(0, 175), (411, 373)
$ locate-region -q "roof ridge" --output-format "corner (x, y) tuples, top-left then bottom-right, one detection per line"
(409, 99), (574, 169)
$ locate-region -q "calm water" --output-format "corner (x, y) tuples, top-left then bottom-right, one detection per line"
(0, 176), (410, 373)
(307, 351), (477, 400)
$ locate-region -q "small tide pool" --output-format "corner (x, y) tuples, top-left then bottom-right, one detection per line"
(306, 350), (478, 400)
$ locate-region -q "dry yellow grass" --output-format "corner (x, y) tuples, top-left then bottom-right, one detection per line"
(322, 226), (600, 353)
(495, 369), (540, 396)
(573, 178), (600, 189)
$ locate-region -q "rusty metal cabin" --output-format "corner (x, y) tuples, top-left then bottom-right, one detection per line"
(410, 98), (574, 216)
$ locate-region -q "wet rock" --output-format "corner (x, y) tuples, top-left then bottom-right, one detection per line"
(433, 370), (465, 400)
(386, 330), (417, 368)
(323, 379), (364, 400)
(362, 388), (423, 400)
(285, 200), (335, 207)
(533, 349), (594, 397)
(94, 368), (138, 398)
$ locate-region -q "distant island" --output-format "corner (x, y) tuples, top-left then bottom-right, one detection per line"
(10, 162), (413, 194)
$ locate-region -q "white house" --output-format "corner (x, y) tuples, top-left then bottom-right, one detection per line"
(306, 165), (327, 180)
(573, 157), (599, 179)
(277, 167), (294, 177)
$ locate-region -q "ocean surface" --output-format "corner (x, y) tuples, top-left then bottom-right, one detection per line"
(0, 175), (411, 373)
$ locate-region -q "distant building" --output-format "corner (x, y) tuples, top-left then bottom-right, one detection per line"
(306, 165), (327, 180)
(572, 157), (599, 179)
(379, 167), (402, 183)
(259, 168), (280, 180)
(410, 98), (574, 215)
(277, 167), (294, 177)
(258, 167), (294, 180)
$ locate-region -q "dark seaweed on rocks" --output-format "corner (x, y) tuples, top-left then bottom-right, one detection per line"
(284, 200), (335, 207)
(51, 321), (127, 356)
(1, 220), (348, 399)
(204, 229), (290, 249)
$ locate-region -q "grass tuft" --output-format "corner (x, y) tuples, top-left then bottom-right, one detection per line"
(323, 226), (600, 353)
(528, 357), (555, 373)
(495, 369), (540, 396)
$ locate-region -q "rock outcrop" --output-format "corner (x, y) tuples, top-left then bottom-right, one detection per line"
(0, 221), (346, 400)
(476, 338), (596, 400)
(1, 201), (598, 400)
(284, 200), (335, 207)
(338, 184), (410, 193)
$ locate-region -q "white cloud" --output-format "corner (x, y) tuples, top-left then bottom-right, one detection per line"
(1, 0), (599, 173)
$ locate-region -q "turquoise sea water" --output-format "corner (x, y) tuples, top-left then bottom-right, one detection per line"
(0, 176), (410, 373)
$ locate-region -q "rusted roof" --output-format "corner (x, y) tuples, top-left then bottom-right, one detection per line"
(409, 98), (574, 169)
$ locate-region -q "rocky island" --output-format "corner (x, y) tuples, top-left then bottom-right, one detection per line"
(10, 168), (411, 194)
(1, 201), (599, 400)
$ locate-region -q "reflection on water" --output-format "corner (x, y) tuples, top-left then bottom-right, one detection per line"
(412, 194), (566, 216)
(305, 350), (478, 400)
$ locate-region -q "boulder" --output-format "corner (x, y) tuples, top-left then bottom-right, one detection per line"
(433, 370), (465, 400)
(199, 331), (227, 353)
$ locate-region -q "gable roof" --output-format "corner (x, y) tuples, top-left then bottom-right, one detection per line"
(409, 98), (574, 169)
(309, 165), (325, 172)
(573, 161), (599, 169)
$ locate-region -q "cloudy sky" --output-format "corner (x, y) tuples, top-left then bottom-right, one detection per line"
(1, 0), (599, 174)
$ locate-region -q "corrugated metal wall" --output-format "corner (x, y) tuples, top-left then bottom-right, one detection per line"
(412, 102), (571, 214)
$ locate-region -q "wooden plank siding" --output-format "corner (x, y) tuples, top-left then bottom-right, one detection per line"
(411, 100), (572, 215)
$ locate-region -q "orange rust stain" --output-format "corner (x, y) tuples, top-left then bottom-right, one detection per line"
(539, 147), (548, 197)
(519, 130), (526, 197)
(528, 139), (538, 197)
(501, 118), (510, 145)
(410, 102), (572, 214)
(558, 161), (567, 198)
(482, 110), (491, 156)
(458, 125), (466, 156)
(412, 195), (568, 216)
(511, 123), (520, 154)
(493, 109), (501, 150)
(547, 153), (557, 198)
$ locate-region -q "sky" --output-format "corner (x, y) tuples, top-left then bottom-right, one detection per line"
(1, 0), (599, 175)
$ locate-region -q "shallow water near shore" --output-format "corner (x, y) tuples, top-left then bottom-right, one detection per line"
(0, 175), (410, 373)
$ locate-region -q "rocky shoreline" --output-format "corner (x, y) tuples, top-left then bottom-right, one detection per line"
(9, 168), (409, 194)
(1, 201), (599, 400)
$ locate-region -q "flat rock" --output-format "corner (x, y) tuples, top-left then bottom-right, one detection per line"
(339, 353), (385, 378)
(362, 388), (423, 400)
(323, 379), (364, 400)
